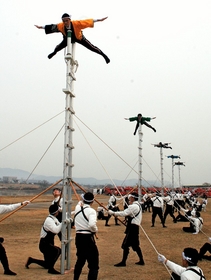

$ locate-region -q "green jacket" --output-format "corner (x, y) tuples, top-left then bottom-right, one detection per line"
(129, 116), (151, 124)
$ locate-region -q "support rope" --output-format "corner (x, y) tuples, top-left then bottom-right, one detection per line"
(0, 110), (64, 152)
(74, 115), (153, 187)
(15, 124), (65, 196)
(0, 179), (62, 223)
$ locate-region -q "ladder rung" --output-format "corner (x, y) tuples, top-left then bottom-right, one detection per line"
(65, 53), (72, 60)
(63, 88), (75, 97)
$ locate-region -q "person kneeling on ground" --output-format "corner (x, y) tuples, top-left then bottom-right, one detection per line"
(108, 192), (145, 267)
(158, 247), (205, 279)
(25, 204), (71, 274)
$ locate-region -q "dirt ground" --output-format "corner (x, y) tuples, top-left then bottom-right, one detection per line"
(0, 194), (210, 280)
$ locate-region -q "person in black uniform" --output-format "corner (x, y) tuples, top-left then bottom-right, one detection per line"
(73, 192), (99, 280)
(25, 204), (62, 274)
(108, 193), (145, 267)
(151, 192), (166, 228)
(105, 192), (121, 226)
(163, 192), (177, 224)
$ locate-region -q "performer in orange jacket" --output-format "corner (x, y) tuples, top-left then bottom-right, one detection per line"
(35, 13), (110, 63)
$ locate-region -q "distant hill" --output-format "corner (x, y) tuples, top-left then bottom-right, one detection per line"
(0, 168), (166, 186)
(0, 168), (139, 186)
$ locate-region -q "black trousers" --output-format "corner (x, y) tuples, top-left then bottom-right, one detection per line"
(74, 233), (99, 280)
(171, 272), (181, 280)
(183, 222), (195, 233)
(106, 206), (120, 225)
(122, 224), (140, 251)
(164, 205), (176, 222)
(53, 36), (107, 60)
(39, 238), (61, 269)
(0, 243), (10, 272)
(199, 242), (211, 259)
(152, 207), (165, 225)
(120, 224), (144, 263)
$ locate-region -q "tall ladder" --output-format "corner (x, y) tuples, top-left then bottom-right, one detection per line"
(138, 125), (143, 202)
(61, 29), (78, 274)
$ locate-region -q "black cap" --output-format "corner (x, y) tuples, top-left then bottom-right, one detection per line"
(49, 204), (59, 215)
(62, 13), (71, 19)
(81, 192), (94, 203)
(130, 192), (139, 199)
(183, 248), (199, 265)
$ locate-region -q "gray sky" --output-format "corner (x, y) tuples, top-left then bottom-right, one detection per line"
(1, 0), (211, 187)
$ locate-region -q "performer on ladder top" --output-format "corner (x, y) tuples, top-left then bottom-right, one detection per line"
(153, 142), (172, 149)
(35, 13), (110, 64)
(124, 113), (156, 135)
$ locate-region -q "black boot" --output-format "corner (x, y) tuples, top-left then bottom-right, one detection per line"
(101, 53), (110, 64)
(114, 248), (129, 267)
(135, 247), (145, 265)
(115, 217), (120, 226)
(0, 244), (16, 275)
(74, 266), (83, 280)
(4, 269), (17, 276)
(48, 268), (60, 274)
(48, 51), (57, 59)
(25, 257), (47, 269)
(105, 215), (110, 226)
(88, 269), (98, 280)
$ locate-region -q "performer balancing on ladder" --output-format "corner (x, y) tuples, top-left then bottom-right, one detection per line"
(125, 113), (156, 135)
(35, 13), (110, 64)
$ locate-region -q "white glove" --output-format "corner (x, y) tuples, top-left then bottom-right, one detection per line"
(108, 210), (114, 215)
(65, 213), (73, 224)
(22, 201), (30, 205)
(65, 218), (73, 224)
(208, 237), (211, 243)
(158, 254), (166, 264)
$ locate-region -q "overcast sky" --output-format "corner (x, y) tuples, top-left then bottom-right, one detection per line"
(1, 0), (211, 187)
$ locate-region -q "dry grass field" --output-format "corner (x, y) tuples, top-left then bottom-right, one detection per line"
(0, 194), (210, 280)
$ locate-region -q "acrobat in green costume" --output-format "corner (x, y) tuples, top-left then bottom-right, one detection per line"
(125, 114), (156, 135)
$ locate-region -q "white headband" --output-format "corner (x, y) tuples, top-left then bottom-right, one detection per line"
(50, 209), (59, 215)
(128, 194), (138, 199)
(182, 252), (194, 264)
(81, 194), (94, 203)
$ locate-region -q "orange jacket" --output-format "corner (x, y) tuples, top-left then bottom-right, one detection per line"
(57, 19), (94, 40)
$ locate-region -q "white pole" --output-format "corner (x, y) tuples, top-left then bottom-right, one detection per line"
(174, 161), (185, 189)
(178, 164), (181, 188)
(160, 147), (164, 195)
(172, 158), (174, 189)
(138, 125), (143, 202)
(61, 29), (76, 274)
